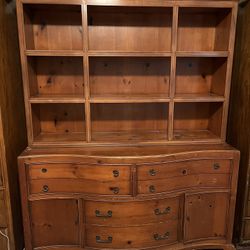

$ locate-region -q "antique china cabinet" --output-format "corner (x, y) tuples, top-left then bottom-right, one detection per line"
(16, 0), (240, 249)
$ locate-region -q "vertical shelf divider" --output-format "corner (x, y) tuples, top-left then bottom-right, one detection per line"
(168, 5), (178, 141)
(221, 3), (238, 141)
(82, 3), (91, 142)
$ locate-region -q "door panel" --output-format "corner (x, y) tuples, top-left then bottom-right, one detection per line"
(184, 192), (229, 242)
(30, 199), (80, 248)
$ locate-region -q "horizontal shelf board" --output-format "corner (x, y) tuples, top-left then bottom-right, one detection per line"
(34, 132), (86, 143)
(26, 50), (84, 57)
(88, 51), (172, 57)
(176, 51), (229, 57)
(92, 130), (168, 142)
(86, 0), (235, 7)
(174, 94), (225, 102)
(173, 129), (220, 141)
(90, 95), (170, 103)
(29, 96), (85, 103)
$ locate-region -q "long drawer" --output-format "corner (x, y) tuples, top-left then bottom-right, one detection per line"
(138, 159), (231, 194)
(138, 159), (231, 180)
(85, 196), (180, 226)
(86, 222), (178, 249)
(28, 163), (131, 195)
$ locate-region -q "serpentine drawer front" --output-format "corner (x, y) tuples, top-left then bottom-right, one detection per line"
(18, 147), (240, 250)
(28, 163), (131, 195)
(85, 222), (179, 248)
(85, 197), (180, 225)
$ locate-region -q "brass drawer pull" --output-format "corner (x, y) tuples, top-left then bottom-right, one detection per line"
(154, 232), (170, 241)
(95, 210), (112, 218)
(149, 185), (155, 193)
(149, 169), (157, 176)
(154, 207), (171, 215)
(110, 187), (120, 194)
(96, 236), (112, 243)
(42, 185), (49, 193)
(113, 170), (119, 177)
(213, 163), (220, 170)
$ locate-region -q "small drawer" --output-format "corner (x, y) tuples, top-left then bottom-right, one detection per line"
(138, 159), (231, 180)
(29, 178), (130, 195)
(85, 196), (180, 226)
(28, 163), (131, 195)
(29, 163), (130, 181)
(86, 222), (178, 248)
(138, 173), (230, 194)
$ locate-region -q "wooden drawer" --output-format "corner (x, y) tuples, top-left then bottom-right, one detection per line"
(29, 163), (131, 195)
(138, 174), (230, 194)
(29, 163), (130, 181)
(138, 159), (231, 180)
(138, 159), (231, 194)
(85, 196), (180, 226)
(86, 222), (178, 248)
(29, 178), (130, 195)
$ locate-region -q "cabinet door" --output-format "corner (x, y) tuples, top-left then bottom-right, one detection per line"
(184, 192), (229, 242)
(30, 199), (80, 248)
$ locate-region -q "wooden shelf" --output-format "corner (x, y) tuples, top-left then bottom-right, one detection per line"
(173, 130), (220, 141)
(90, 95), (170, 103)
(174, 94), (225, 102)
(26, 50), (84, 57)
(18, 2), (236, 145)
(176, 51), (229, 57)
(88, 51), (172, 57)
(30, 96), (85, 104)
(34, 132), (86, 143)
(91, 130), (168, 143)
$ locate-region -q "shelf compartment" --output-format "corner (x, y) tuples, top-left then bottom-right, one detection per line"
(91, 103), (168, 142)
(173, 102), (223, 141)
(27, 56), (84, 98)
(177, 7), (232, 52)
(31, 103), (85, 143)
(89, 57), (170, 97)
(175, 57), (227, 97)
(23, 4), (83, 50)
(88, 6), (172, 52)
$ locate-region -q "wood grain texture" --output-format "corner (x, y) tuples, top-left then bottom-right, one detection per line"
(0, 1), (27, 250)
(18, 145), (240, 250)
(16, 0), (238, 146)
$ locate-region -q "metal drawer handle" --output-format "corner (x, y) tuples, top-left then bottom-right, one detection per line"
(154, 207), (171, 215)
(154, 232), (170, 241)
(149, 185), (155, 193)
(113, 170), (119, 177)
(42, 185), (49, 193)
(110, 187), (119, 194)
(95, 210), (112, 218)
(96, 236), (112, 243)
(149, 169), (156, 176)
(213, 163), (220, 170)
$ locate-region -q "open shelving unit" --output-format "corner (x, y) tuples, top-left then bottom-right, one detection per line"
(17, 0), (236, 146)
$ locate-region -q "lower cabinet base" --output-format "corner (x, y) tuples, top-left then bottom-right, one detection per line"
(18, 146), (240, 250)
